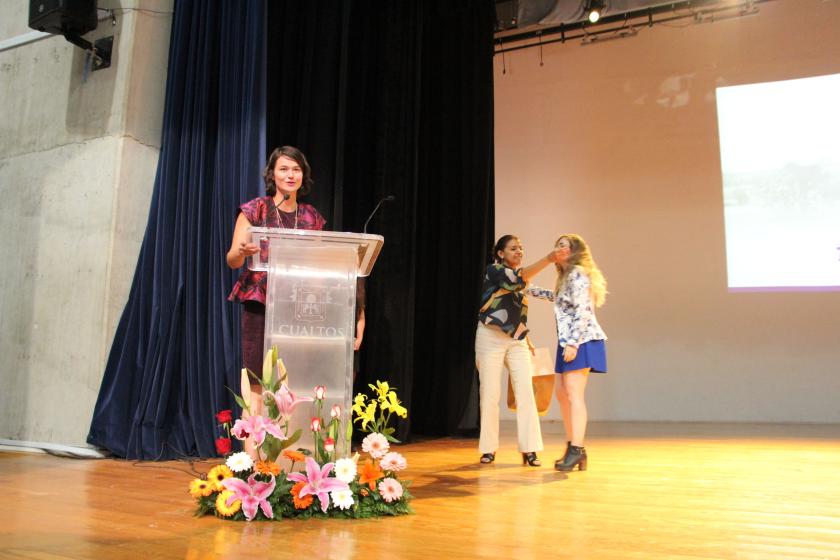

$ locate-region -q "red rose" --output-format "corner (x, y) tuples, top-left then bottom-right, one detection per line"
(215, 437), (232, 456)
(215, 410), (233, 424)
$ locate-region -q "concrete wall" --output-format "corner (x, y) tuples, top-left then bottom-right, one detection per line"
(495, 0), (840, 424)
(0, 2), (172, 446)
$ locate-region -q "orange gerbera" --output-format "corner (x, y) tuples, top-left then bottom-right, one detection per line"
(255, 460), (281, 476)
(283, 450), (306, 463)
(291, 481), (314, 509)
(357, 459), (384, 490)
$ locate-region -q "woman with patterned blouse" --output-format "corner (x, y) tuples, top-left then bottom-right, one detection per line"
(226, 146), (327, 405)
(476, 235), (563, 467)
(551, 234), (608, 472)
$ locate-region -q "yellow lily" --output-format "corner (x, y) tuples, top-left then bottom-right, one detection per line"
(355, 401), (377, 431)
(352, 393), (367, 416)
(384, 390), (408, 418)
(369, 380), (390, 400)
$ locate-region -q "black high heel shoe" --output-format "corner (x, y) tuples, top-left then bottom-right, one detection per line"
(521, 452), (541, 467)
(479, 452), (495, 464)
(555, 445), (587, 471)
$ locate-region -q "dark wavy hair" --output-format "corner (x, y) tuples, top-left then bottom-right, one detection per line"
(492, 234), (519, 263)
(263, 146), (313, 197)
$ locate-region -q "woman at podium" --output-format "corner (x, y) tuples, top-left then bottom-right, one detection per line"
(226, 146), (327, 394)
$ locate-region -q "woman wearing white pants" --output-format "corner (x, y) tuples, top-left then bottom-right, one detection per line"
(476, 235), (561, 466)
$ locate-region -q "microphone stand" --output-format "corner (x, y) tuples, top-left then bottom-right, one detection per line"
(363, 195), (395, 234)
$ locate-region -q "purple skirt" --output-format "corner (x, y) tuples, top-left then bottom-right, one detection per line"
(241, 301), (266, 376)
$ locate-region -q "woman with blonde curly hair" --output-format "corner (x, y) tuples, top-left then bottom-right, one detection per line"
(551, 234), (608, 472)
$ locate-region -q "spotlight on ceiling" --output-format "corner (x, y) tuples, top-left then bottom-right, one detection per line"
(587, 0), (606, 23)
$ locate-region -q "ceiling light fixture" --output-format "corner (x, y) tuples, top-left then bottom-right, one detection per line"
(587, 0), (606, 23)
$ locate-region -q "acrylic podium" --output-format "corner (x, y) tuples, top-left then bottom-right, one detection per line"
(248, 227), (384, 455)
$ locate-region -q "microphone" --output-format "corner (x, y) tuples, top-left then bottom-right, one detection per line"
(274, 193), (292, 229)
(363, 195), (395, 234)
(274, 193), (290, 216)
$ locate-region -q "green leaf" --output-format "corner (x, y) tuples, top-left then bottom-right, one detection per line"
(345, 418), (354, 443)
(262, 435), (283, 462)
(226, 386), (249, 413)
(278, 428), (301, 450)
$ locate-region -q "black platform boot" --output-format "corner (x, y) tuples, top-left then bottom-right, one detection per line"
(554, 445), (587, 471)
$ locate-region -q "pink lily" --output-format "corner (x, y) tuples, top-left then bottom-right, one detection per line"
(230, 415), (287, 447)
(222, 473), (276, 521)
(264, 384), (313, 420)
(286, 457), (350, 513)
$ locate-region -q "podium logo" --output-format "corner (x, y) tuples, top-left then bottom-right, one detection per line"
(292, 285), (328, 323)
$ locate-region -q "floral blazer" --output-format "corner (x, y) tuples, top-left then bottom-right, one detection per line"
(543, 266), (607, 348)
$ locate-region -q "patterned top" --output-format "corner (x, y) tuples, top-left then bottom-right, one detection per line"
(228, 197), (327, 304)
(477, 263), (530, 340)
(543, 266), (607, 348)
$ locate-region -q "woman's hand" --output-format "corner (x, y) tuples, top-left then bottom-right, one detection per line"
(227, 213), (257, 269)
(354, 309), (365, 351)
(526, 336), (536, 356)
(522, 247), (566, 281)
(238, 241), (260, 258)
(563, 345), (578, 363)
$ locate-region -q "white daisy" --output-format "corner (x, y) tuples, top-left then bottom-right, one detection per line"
(331, 489), (355, 510)
(225, 451), (254, 473)
(333, 457), (358, 483)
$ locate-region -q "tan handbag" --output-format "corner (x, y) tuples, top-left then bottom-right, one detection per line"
(507, 347), (555, 416)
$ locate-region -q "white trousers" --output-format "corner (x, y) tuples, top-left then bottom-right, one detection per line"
(475, 322), (543, 454)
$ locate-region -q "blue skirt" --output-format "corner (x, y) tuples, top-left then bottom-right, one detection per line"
(555, 340), (607, 373)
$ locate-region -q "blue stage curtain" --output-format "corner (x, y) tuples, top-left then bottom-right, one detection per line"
(87, 0), (266, 459)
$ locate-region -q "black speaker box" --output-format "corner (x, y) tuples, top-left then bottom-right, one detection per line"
(29, 0), (97, 36)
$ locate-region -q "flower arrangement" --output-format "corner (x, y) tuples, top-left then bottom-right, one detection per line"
(189, 348), (413, 520)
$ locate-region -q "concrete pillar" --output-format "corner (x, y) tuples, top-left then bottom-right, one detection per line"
(0, 1), (173, 447)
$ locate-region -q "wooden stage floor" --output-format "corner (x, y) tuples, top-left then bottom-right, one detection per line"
(3, 421), (840, 560)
